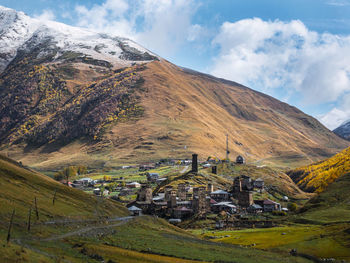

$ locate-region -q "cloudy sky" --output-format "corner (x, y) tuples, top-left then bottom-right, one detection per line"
(2, 0), (350, 129)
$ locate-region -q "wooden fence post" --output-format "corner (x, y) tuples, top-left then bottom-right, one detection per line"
(53, 190), (57, 206)
(27, 206), (32, 232)
(7, 209), (15, 243)
(34, 197), (39, 220)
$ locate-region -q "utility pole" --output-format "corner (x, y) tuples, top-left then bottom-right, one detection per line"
(226, 134), (230, 161)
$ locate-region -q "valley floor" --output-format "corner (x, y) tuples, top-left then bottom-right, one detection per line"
(193, 222), (350, 261)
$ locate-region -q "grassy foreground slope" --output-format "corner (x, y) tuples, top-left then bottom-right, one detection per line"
(79, 216), (311, 263)
(287, 146), (350, 192)
(0, 154), (128, 223)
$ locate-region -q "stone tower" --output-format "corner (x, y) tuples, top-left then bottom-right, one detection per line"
(192, 154), (198, 173)
(238, 191), (253, 207)
(137, 184), (153, 203)
(165, 186), (173, 202)
(193, 186), (207, 214)
(177, 183), (187, 201)
(168, 189), (177, 208)
(233, 176), (242, 198)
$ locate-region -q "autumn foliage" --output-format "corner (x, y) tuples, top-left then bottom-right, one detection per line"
(0, 54), (146, 146)
(287, 146), (350, 193)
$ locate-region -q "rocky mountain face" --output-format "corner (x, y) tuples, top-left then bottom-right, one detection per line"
(334, 120), (350, 141)
(0, 6), (349, 170)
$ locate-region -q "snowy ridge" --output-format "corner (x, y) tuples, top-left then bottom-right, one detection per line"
(0, 6), (158, 72)
(334, 120), (350, 140)
(0, 6), (40, 71)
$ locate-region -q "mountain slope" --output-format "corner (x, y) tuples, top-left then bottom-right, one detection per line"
(0, 6), (348, 170)
(287, 146), (350, 193)
(80, 60), (346, 169)
(334, 120), (350, 141)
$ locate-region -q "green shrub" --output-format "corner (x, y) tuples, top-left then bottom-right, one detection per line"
(287, 202), (298, 212)
(272, 210), (287, 216)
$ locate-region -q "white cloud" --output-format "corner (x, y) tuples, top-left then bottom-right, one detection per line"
(136, 0), (199, 54)
(73, 0), (200, 56)
(187, 24), (205, 42)
(210, 18), (350, 129)
(75, 0), (134, 39)
(320, 108), (350, 130)
(34, 9), (56, 21)
(320, 93), (350, 129)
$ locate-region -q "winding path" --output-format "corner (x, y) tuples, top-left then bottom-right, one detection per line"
(12, 216), (135, 262)
(42, 216), (133, 241)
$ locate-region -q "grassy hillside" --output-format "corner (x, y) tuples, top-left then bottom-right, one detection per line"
(296, 170), (350, 224)
(0, 216), (312, 263)
(73, 216), (311, 263)
(287, 146), (350, 193)
(0, 154), (128, 224)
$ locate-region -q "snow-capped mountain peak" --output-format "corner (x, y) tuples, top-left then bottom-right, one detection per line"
(0, 6), (158, 72)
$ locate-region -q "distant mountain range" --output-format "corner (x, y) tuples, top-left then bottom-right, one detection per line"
(334, 120), (350, 141)
(0, 6), (349, 170)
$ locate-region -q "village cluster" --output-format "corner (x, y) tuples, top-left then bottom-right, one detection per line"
(68, 153), (287, 223)
(127, 154), (284, 221)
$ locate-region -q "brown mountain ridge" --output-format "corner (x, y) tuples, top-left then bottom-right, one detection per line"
(1, 59), (348, 170)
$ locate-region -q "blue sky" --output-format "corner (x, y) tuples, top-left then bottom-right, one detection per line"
(2, 0), (350, 129)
